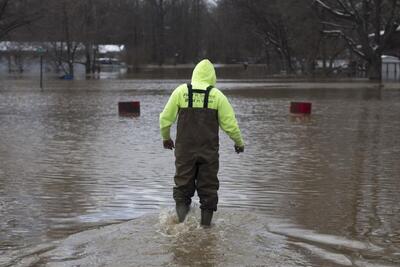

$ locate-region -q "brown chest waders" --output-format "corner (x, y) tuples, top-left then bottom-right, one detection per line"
(173, 84), (220, 215)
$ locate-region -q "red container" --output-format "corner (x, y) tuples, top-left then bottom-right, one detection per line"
(119, 101), (140, 116)
(290, 102), (312, 114)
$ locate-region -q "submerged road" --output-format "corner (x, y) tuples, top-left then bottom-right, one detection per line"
(1, 79), (399, 266)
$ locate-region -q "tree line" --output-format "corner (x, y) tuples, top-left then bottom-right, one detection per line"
(1, 0), (400, 80)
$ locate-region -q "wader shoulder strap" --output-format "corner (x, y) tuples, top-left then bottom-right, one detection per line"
(187, 83), (193, 108)
(204, 86), (214, 108)
(186, 84), (214, 108)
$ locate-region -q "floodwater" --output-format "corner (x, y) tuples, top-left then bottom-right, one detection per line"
(0, 79), (400, 266)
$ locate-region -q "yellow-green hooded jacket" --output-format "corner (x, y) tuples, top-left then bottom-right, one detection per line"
(159, 59), (244, 147)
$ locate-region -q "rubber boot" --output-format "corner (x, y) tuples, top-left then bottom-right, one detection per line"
(176, 204), (190, 223)
(201, 209), (213, 227)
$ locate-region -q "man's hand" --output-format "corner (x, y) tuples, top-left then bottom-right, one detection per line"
(163, 139), (175, 150)
(234, 145), (244, 154)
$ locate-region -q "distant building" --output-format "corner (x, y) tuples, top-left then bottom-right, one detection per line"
(315, 59), (349, 69)
(382, 55), (400, 81)
(0, 42), (125, 76)
(98, 45), (125, 56)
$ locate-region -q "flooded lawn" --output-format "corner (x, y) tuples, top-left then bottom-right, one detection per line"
(0, 79), (400, 266)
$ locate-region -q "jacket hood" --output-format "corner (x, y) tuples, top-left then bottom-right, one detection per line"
(191, 59), (216, 86)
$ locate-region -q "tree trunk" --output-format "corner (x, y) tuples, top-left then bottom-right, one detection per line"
(16, 54), (23, 73)
(368, 53), (382, 81)
(8, 55), (12, 72)
(85, 46), (91, 74)
(84, 43), (97, 75)
(68, 61), (74, 77)
(92, 46), (98, 74)
(157, 0), (165, 66)
(322, 38), (327, 76)
(282, 50), (294, 74)
(287, 56), (294, 74)
(265, 47), (271, 73)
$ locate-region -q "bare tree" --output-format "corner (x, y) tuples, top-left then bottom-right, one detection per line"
(5, 0), (339, 74)
(0, 0), (40, 40)
(123, 0), (145, 69)
(147, 0), (168, 65)
(230, 0), (295, 73)
(40, 0), (95, 77)
(314, 0), (400, 80)
(81, 0), (98, 74)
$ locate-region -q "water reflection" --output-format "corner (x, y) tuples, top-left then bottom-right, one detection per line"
(1, 80), (400, 265)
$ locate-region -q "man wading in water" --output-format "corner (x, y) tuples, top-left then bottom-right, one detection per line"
(160, 59), (244, 226)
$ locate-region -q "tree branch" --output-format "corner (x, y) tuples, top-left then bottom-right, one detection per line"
(323, 29), (367, 59)
(0, 16), (36, 39)
(0, 0), (10, 21)
(321, 21), (354, 30)
(381, 0), (400, 44)
(336, 0), (354, 16)
(314, 0), (355, 21)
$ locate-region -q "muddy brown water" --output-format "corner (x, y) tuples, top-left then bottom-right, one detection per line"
(0, 79), (400, 266)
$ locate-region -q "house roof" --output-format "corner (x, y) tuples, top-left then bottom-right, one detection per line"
(0, 42), (125, 53)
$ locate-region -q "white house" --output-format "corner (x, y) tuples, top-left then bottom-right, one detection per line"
(382, 55), (400, 81)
